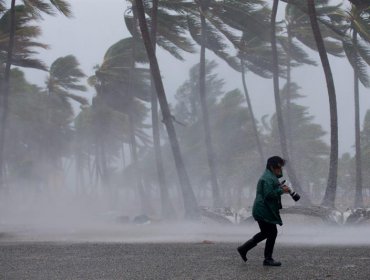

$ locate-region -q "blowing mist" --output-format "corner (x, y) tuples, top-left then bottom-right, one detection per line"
(0, 0), (370, 248)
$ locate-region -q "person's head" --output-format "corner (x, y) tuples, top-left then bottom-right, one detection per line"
(266, 156), (285, 178)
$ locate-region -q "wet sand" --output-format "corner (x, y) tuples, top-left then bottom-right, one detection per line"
(1, 241), (369, 280)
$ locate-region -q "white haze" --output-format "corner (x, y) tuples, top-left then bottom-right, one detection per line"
(1, 189), (370, 245)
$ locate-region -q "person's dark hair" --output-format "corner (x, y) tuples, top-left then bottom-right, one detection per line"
(266, 156), (286, 170)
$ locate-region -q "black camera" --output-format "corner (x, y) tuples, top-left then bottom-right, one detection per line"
(280, 180), (300, 202)
(289, 190), (301, 202)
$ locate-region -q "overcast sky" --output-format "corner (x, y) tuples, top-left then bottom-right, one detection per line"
(22, 0), (370, 156)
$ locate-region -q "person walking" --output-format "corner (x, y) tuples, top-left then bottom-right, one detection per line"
(237, 156), (290, 266)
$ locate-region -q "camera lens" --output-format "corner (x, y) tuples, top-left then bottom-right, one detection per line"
(290, 191), (300, 202)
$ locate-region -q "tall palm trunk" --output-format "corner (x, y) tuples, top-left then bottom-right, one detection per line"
(353, 29), (363, 208)
(286, 25), (293, 155)
(131, 2), (151, 214)
(0, 0), (16, 187)
(307, 0), (338, 208)
(240, 59), (264, 169)
(135, 0), (199, 219)
(150, 0), (175, 218)
(271, 0), (310, 205)
(199, 9), (221, 207)
(128, 109), (150, 214)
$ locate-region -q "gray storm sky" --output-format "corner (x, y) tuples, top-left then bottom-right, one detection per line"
(23, 0), (370, 156)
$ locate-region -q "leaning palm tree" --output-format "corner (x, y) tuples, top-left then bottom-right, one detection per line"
(197, 0), (222, 207)
(44, 55), (87, 188)
(226, 2), (276, 169)
(0, 5), (48, 186)
(278, 0), (345, 207)
(339, 4), (370, 207)
(270, 0), (313, 205)
(170, 0), (227, 207)
(279, 1), (343, 173)
(148, 0), (175, 218)
(0, 0), (72, 186)
(92, 36), (153, 215)
(135, 0), (199, 219)
(307, 0), (339, 208)
(125, 0), (195, 218)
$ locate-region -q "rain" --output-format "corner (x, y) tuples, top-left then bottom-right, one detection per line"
(0, 0), (370, 279)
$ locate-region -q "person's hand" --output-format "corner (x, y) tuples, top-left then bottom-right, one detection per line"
(281, 185), (291, 193)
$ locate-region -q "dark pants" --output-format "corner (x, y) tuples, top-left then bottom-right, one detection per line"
(253, 220), (278, 259)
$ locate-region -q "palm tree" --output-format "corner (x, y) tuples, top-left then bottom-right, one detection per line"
(214, 1), (278, 170)
(279, 1), (344, 178)
(87, 72), (150, 193)
(135, 0), (199, 219)
(307, 0), (339, 208)
(270, 0), (312, 205)
(0, 0), (72, 186)
(235, 4), (275, 169)
(0, 5), (48, 186)
(339, 4), (370, 207)
(126, 0), (178, 218)
(197, 0), (222, 207)
(46, 55), (87, 101)
(179, 0), (235, 207)
(44, 55), (87, 188)
(92, 36), (153, 214)
(149, 0), (174, 218)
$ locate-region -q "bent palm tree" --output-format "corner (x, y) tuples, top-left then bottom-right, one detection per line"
(135, 0), (199, 219)
(271, 0), (312, 205)
(126, 0), (178, 218)
(0, 0), (72, 186)
(307, 0), (338, 208)
(93, 36), (152, 214)
(148, 0), (175, 218)
(340, 4), (370, 207)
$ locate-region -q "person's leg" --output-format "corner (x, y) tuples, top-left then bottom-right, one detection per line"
(253, 220), (270, 243)
(237, 220), (268, 262)
(264, 223), (277, 259)
(262, 223), (281, 266)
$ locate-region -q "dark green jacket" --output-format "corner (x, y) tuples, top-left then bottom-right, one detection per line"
(252, 169), (284, 226)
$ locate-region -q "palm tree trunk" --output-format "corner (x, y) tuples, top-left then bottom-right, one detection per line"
(0, 0), (16, 187)
(130, 2), (151, 215)
(199, 10), (221, 207)
(135, 0), (199, 219)
(240, 59), (264, 169)
(128, 110), (150, 214)
(100, 137), (109, 186)
(286, 25), (294, 156)
(150, 0), (175, 219)
(307, 0), (338, 208)
(353, 30), (363, 208)
(271, 0), (311, 205)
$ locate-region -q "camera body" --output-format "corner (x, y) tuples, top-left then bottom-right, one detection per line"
(279, 180), (300, 202)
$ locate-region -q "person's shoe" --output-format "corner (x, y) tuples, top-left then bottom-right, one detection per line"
(237, 247), (247, 262)
(263, 258), (282, 266)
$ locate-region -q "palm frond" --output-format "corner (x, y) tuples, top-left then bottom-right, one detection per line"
(59, 92), (89, 105)
(278, 36), (317, 65)
(343, 39), (370, 87)
(23, 0), (55, 18)
(11, 57), (47, 70)
(48, 55), (87, 92)
(155, 37), (184, 60)
(49, 0), (73, 17)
